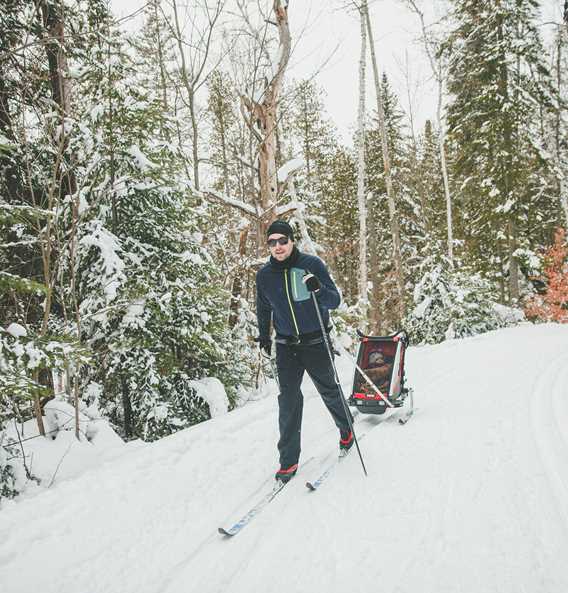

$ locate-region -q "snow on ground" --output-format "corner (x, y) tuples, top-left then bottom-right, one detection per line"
(3, 400), (132, 494)
(1, 323), (568, 593)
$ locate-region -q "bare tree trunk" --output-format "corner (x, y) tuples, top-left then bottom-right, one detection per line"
(436, 60), (454, 265)
(368, 192), (382, 332)
(121, 375), (132, 439)
(406, 0), (454, 266)
(556, 27), (568, 228)
(356, 2), (368, 321)
(497, 15), (518, 303)
(228, 228), (249, 328)
(365, 6), (405, 320)
(152, 0), (169, 112)
(169, 0), (224, 191)
(219, 110), (230, 195)
(35, 0), (78, 436)
(507, 219), (519, 303)
(241, 0), (291, 236)
(171, 0), (200, 189)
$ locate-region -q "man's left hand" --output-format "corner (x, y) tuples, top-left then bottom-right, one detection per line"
(303, 273), (321, 292)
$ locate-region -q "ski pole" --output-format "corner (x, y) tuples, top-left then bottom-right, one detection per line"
(310, 292), (368, 477)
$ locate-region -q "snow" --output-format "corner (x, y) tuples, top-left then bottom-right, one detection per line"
(128, 144), (155, 170)
(201, 188), (258, 217)
(2, 324), (568, 593)
(275, 199), (300, 216)
(77, 193), (90, 216)
(189, 377), (229, 418)
(412, 295), (431, 318)
(277, 157), (305, 182)
(493, 302), (526, 324)
(5, 323), (27, 338)
(122, 299), (146, 328)
(79, 225), (125, 302)
(3, 404), (126, 493)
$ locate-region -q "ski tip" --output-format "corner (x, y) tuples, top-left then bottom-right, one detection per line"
(218, 527), (235, 537)
(306, 481), (316, 491)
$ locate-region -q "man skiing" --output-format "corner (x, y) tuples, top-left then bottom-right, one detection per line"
(256, 219), (354, 484)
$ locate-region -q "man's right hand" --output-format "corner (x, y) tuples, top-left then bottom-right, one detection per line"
(259, 337), (272, 357)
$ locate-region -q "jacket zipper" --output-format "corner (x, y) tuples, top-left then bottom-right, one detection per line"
(284, 269), (300, 336)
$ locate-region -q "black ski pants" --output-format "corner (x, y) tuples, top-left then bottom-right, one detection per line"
(275, 341), (352, 468)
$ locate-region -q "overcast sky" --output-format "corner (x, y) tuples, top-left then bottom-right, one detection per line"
(111, 0), (562, 145)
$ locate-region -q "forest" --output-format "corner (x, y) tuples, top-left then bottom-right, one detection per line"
(1, 0), (567, 498)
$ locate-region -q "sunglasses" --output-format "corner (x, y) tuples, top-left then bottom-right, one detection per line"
(267, 237), (290, 247)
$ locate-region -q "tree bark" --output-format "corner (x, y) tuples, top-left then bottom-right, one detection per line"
(241, 0), (291, 237)
(152, 0), (169, 114)
(121, 374), (132, 439)
(36, 0), (78, 436)
(497, 15), (518, 303)
(365, 6), (405, 320)
(405, 0), (453, 266)
(170, 0), (224, 191)
(356, 2), (368, 322)
(228, 228), (249, 328)
(368, 192), (382, 332)
(555, 28), (568, 228)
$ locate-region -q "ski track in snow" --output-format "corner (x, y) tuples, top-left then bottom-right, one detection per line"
(1, 324), (568, 593)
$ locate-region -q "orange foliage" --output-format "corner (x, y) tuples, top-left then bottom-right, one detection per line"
(524, 228), (568, 323)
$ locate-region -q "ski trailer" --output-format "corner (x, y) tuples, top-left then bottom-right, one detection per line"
(348, 329), (414, 423)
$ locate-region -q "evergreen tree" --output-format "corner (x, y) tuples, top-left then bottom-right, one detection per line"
(404, 254), (515, 345)
(284, 79), (339, 255)
(132, 0), (176, 130)
(446, 0), (558, 303)
(313, 147), (359, 304)
(207, 70), (240, 197)
(287, 80), (336, 188)
(63, 21), (249, 441)
(0, 0), (108, 435)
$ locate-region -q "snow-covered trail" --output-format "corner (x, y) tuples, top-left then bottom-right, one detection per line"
(1, 324), (568, 593)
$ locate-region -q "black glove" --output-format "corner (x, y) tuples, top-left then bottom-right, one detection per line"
(303, 273), (321, 293)
(259, 337), (272, 356)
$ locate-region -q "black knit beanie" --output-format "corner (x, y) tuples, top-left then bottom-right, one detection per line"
(267, 219), (294, 241)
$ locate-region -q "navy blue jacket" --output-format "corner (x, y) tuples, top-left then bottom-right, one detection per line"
(256, 247), (341, 340)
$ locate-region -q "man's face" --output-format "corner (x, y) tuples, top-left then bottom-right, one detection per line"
(268, 233), (293, 261)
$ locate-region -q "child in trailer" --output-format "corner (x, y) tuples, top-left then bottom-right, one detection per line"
(357, 349), (393, 396)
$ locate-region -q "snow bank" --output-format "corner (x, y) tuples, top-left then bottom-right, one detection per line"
(188, 377), (229, 418)
(3, 400), (127, 498)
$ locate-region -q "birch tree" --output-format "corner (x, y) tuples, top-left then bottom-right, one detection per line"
(355, 1), (369, 321)
(404, 0), (454, 267)
(364, 3), (405, 320)
(552, 25), (568, 229)
(166, 0), (226, 190)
